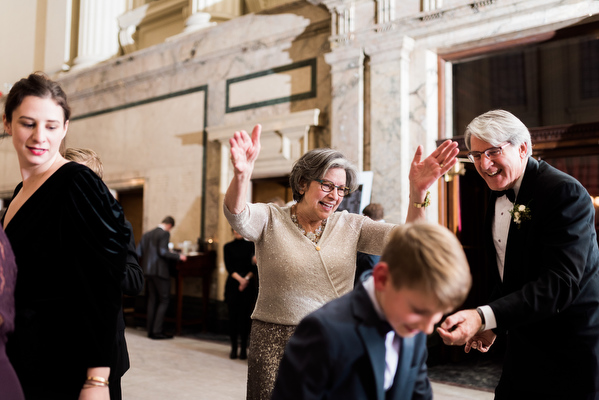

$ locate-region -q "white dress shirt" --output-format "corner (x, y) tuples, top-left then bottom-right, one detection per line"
(363, 276), (400, 390)
(479, 166), (527, 331)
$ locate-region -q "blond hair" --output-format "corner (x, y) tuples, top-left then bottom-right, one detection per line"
(381, 223), (471, 311)
(64, 147), (104, 179)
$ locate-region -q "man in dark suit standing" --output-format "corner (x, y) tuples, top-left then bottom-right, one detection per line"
(272, 223), (472, 400)
(438, 109), (599, 399)
(137, 216), (186, 339)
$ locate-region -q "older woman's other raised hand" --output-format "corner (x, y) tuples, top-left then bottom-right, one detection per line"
(229, 125), (262, 177)
(409, 140), (458, 194)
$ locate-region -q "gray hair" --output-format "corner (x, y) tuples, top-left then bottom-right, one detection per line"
(289, 148), (358, 203)
(464, 109), (532, 157)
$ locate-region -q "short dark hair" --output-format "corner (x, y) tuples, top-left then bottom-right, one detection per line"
(362, 203), (384, 221)
(162, 216), (175, 227)
(4, 72), (71, 127)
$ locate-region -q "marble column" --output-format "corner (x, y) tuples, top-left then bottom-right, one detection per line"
(324, 46), (365, 170)
(422, 0), (443, 12)
(184, 0), (216, 33)
(72, 0), (126, 70)
(365, 34), (414, 223)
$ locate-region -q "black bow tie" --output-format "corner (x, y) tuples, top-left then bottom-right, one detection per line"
(495, 189), (515, 203)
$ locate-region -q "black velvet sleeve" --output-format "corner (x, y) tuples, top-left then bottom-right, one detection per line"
(62, 166), (129, 368)
(122, 220), (143, 296)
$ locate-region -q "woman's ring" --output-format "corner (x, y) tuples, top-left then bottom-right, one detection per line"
(439, 163), (444, 168)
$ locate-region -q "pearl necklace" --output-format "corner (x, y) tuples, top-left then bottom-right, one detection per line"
(291, 205), (327, 244)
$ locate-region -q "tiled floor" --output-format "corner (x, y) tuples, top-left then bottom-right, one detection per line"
(121, 328), (494, 399)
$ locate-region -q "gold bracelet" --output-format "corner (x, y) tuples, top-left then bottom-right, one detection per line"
(82, 382), (108, 389)
(413, 191), (431, 208)
(86, 376), (110, 386)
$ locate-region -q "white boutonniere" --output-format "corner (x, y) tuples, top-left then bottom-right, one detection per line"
(508, 203), (531, 228)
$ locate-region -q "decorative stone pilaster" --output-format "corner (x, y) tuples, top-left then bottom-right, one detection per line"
(324, 46), (364, 170)
(184, 0), (217, 33)
(364, 34), (414, 223)
(376, 0), (394, 25)
(422, 0), (443, 12)
(72, 0), (126, 69)
(117, 3), (151, 55)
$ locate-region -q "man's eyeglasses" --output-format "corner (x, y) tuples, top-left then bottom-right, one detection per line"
(316, 180), (351, 197)
(467, 143), (511, 163)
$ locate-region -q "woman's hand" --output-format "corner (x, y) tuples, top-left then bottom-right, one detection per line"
(409, 140), (459, 196)
(225, 125), (262, 214)
(229, 125), (262, 177)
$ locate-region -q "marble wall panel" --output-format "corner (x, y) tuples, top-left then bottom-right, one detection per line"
(67, 90), (206, 248)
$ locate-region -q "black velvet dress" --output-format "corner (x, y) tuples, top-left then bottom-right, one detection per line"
(2, 162), (129, 399)
(224, 238), (257, 355)
(0, 227), (25, 399)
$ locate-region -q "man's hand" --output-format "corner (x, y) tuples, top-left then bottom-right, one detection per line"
(465, 330), (496, 353)
(436, 309), (482, 346)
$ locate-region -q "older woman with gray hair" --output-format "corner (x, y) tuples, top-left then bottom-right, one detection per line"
(224, 124), (458, 400)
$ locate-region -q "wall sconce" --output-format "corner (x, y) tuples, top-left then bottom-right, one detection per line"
(592, 196), (599, 208)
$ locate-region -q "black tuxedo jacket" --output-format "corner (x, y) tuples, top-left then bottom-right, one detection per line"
(272, 284), (432, 400)
(485, 157), (599, 399)
(137, 226), (180, 279)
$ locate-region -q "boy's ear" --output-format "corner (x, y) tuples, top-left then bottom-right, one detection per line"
(372, 262), (390, 291)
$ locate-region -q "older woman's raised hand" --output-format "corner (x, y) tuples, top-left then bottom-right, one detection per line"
(230, 125), (262, 177)
(409, 139), (459, 194)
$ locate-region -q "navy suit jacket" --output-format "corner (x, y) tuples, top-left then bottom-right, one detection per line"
(272, 284), (432, 400)
(485, 157), (599, 398)
(137, 226), (180, 279)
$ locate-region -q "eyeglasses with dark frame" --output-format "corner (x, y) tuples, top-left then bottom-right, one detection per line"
(316, 179), (351, 197)
(467, 143), (511, 163)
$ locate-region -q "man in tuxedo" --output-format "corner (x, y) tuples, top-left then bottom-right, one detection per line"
(137, 216), (186, 339)
(272, 223), (472, 400)
(438, 109), (599, 399)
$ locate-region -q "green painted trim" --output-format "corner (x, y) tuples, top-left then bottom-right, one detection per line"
(225, 58), (317, 113)
(70, 85), (208, 121)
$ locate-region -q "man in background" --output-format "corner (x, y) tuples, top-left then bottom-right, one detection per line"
(137, 216), (186, 339)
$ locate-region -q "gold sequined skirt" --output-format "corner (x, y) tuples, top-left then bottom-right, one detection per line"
(246, 319), (296, 400)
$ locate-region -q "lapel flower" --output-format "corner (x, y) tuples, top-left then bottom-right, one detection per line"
(508, 203), (531, 227)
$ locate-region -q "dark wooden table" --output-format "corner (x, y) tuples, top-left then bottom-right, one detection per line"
(173, 251), (216, 335)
